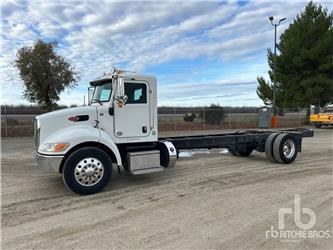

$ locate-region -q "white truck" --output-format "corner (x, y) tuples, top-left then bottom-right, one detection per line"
(34, 70), (313, 195)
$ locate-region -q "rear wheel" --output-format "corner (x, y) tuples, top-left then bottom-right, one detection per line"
(227, 147), (238, 156)
(228, 146), (254, 157)
(237, 147), (254, 157)
(265, 133), (280, 162)
(62, 147), (112, 195)
(273, 134), (298, 164)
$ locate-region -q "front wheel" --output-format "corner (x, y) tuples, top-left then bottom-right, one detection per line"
(62, 147), (112, 195)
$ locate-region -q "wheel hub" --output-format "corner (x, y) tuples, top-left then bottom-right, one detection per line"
(85, 167), (95, 177)
(74, 157), (104, 186)
(283, 139), (295, 159)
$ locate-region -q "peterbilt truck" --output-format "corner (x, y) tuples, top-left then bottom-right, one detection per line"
(34, 70), (313, 195)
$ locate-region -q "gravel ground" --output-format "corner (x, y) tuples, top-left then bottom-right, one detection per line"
(1, 128), (332, 249)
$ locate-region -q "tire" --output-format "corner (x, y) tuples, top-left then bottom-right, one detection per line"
(237, 147), (254, 157)
(227, 147), (238, 156)
(265, 133), (280, 162)
(226, 131), (249, 156)
(273, 134), (298, 164)
(62, 147), (112, 195)
(228, 146), (253, 157)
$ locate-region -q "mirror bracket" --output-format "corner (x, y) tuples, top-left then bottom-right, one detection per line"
(88, 87), (94, 106)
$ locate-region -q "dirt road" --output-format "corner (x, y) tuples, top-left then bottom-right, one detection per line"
(1, 128), (332, 249)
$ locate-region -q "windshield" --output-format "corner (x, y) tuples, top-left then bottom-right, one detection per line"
(91, 82), (112, 103)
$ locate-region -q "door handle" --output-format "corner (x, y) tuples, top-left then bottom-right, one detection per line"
(142, 126), (147, 133)
(109, 107), (114, 116)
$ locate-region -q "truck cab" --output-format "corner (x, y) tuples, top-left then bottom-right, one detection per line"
(89, 73), (158, 143)
(34, 70), (176, 195)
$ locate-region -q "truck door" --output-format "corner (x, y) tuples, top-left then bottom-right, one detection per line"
(114, 80), (150, 138)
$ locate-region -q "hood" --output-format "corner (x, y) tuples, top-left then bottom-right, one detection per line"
(36, 106), (98, 144)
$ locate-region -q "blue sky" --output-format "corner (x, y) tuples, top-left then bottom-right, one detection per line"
(1, 0), (331, 107)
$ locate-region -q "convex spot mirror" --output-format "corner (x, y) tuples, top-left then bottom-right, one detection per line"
(115, 95), (128, 105)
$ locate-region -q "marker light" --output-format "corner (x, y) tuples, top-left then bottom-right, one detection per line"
(41, 143), (69, 152)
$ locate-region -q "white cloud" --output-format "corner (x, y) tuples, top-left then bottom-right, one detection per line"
(1, 0), (331, 106)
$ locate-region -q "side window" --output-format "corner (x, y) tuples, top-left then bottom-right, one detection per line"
(125, 82), (147, 104)
(100, 83), (112, 102)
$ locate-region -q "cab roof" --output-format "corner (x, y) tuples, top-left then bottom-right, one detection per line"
(90, 72), (156, 86)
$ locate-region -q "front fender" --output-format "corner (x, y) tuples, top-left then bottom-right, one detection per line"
(99, 130), (122, 166)
(38, 125), (122, 167)
(38, 125), (101, 155)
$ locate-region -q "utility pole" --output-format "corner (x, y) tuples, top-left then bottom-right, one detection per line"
(269, 16), (285, 127)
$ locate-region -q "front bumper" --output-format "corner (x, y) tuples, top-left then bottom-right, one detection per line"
(35, 152), (64, 173)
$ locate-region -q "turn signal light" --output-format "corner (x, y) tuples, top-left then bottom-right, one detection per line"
(41, 143), (69, 152)
(54, 143), (69, 152)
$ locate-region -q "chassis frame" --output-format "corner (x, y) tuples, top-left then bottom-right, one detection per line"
(159, 128), (314, 152)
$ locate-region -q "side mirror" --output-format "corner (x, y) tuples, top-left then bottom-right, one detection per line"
(115, 95), (128, 105)
(114, 77), (127, 106)
(123, 95), (128, 103)
(88, 87), (94, 105)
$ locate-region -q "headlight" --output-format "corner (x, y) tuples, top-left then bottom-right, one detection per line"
(41, 143), (69, 152)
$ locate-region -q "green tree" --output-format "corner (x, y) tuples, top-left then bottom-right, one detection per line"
(14, 40), (79, 109)
(199, 104), (225, 125)
(257, 1), (333, 111)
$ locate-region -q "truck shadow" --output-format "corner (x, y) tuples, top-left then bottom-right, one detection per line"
(105, 166), (175, 192)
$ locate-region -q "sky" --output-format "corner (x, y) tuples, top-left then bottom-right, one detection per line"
(1, 0), (331, 107)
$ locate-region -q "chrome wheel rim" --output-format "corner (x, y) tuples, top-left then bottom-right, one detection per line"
(283, 139), (295, 158)
(74, 157), (104, 186)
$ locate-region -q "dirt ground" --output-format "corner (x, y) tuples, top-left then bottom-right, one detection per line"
(1, 128), (332, 249)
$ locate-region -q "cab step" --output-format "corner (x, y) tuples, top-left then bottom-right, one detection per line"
(127, 150), (163, 175)
(131, 166), (164, 175)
